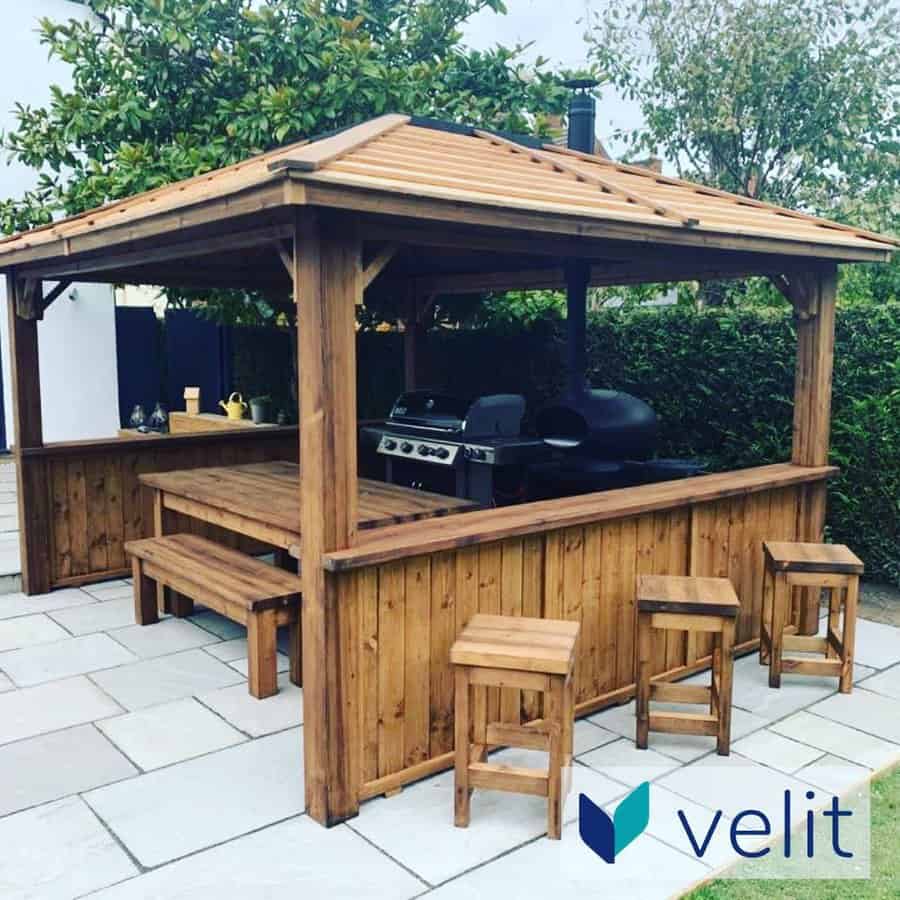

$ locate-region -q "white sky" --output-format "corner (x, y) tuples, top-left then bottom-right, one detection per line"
(460, 0), (643, 159)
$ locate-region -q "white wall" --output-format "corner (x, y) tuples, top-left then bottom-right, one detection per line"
(0, 0), (120, 445)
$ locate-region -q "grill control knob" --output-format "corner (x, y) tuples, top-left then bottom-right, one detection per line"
(400, 442), (413, 454)
(417, 445), (430, 456)
(384, 439), (397, 451)
(472, 448), (487, 461)
(436, 447), (450, 460)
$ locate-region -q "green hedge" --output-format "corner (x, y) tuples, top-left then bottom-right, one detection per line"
(235, 304), (900, 585)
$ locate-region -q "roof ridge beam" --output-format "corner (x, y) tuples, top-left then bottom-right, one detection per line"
(541, 143), (898, 249)
(474, 130), (699, 228)
(269, 114), (410, 174)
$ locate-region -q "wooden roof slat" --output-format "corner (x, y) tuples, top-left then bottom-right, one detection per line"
(473, 130), (700, 227)
(267, 114), (410, 173)
(541, 143), (898, 248)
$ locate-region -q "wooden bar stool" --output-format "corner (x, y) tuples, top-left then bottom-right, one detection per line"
(451, 614), (579, 840)
(636, 575), (739, 756)
(761, 541), (863, 693)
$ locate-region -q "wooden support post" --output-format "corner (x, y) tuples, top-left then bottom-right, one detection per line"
(784, 264), (837, 634)
(295, 209), (362, 826)
(402, 290), (431, 392)
(6, 274), (51, 595)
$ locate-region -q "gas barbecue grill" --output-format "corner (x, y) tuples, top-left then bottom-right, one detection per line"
(361, 391), (549, 507)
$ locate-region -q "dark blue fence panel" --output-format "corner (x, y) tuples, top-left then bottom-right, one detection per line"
(115, 307), (162, 427)
(164, 309), (232, 414)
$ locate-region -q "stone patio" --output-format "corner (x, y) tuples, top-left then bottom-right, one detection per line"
(0, 449), (898, 896)
(0, 568), (897, 900)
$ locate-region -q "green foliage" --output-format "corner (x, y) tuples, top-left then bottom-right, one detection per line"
(0, 0), (570, 235)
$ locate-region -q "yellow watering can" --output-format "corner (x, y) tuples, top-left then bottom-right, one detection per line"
(219, 392), (247, 420)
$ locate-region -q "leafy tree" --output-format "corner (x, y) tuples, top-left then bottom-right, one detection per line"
(588, 0), (900, 306)
(1, 0), (568, 237)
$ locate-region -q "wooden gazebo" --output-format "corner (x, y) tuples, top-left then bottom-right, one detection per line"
(0, 113), (895, 827)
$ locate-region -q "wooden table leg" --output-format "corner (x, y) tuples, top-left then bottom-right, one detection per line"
(454, 667), (471, 828)
(760, 567), (773, 665)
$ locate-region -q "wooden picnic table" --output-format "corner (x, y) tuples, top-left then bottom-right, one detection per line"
(139, 460), (478, 553)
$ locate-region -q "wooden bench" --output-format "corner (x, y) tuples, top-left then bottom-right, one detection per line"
(125, 534), (302, 699)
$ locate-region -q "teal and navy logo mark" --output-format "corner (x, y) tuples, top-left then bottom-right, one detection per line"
(578, 782), (650, 863)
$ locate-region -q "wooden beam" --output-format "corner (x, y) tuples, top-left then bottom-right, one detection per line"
(475, 130), (698, 227)
(295, 209), (362, 826)
(269, 114), (410, 173)
(5, 274), (51, 595)
(362, 242), (399, 292)
(786, 264), (838, 634)
(17, 223), (295, 281)
(41, 280), (73, 313)
(277, 241), (293, 278)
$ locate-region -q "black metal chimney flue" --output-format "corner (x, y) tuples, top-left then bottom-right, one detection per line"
(564, 78), (599, 153)
(562, 78), (600, 397)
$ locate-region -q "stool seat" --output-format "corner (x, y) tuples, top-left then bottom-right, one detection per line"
(450, 614), (579, 675)
(638, 575), (740, 618)
(763, 541), (863, 575)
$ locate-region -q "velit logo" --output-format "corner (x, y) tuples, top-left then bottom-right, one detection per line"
(578, 782), (650, 863)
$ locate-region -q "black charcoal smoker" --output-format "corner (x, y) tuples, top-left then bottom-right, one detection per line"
(529, 81), (706, 497)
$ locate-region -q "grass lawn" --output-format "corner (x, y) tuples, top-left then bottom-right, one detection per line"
(687, 764), (900, 899)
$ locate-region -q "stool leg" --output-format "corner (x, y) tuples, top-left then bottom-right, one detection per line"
(826, 588), (841, 660)
(769, 572), (788, 689)
(760, 568), (773, 665)
(547, 675), (564, 840)
(717, 619), (735, 755)
(472, 684), (488, 761)
(288, 618), (302, 687)
(132, 558), (158, 626)
(247, 609), (278, 699)
(839, 577), (859, 694)
(635, 611), (652, 749)
(454, 667), (471, 828)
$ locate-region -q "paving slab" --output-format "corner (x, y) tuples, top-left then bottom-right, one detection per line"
(770, 710), (900, 770)
(0, 632), (137, 686)
(795, 754), (872, 795)
(197, 673), (302, 737)
(0, 676), (123, 745)
(0, 723), (137, 817)
(808, 688), (900, 744)
(90, 648), (244, 710)
(85, 728), (304, 868)
(424, 824), (707, 898)
(0, 796), (137, 900)
(204, 637), (249, 662)
(89, 815), (424, 900)
(0, 588), (95, 620)
(731, 728), (826, 774)
(852, 617), (900, 669)
(189, 609), (246, 640)
(228, 651), (290, 677)
(110, 617), (219, 658)
(49, 597), (140, 635)
(97, 697), (246, 770)
(857, 662), (900, 701)
(0, 669), (13, 692)
(578, 736), (681, 785)
(0, 613), (69, 651)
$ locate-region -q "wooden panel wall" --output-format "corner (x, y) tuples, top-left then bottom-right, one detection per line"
(342, 484), (802, 800)
(23, 429), (299, 592)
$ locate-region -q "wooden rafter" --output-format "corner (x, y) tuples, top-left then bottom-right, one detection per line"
(277, 241), (294, 278)
(474, 130), (699, 228)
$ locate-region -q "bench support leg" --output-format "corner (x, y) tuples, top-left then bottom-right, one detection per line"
(248, 609), (278, 699)
(289, 619), (302, 687)
(168, 591), (195, 618)
(132, 558), (158, 626)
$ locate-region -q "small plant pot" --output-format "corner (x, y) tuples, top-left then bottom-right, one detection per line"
(249, 401), (268, 425)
